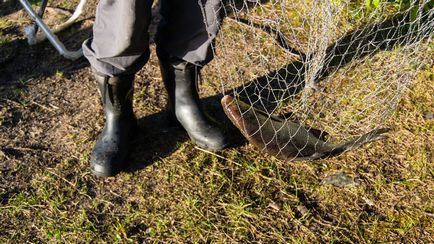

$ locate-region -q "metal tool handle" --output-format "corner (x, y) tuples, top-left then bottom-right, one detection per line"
(19, 0), (86, 60)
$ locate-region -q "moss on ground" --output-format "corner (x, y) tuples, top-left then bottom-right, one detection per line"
(0, 0), (433, 243)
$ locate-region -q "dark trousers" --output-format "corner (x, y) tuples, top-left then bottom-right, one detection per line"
(83, 0), (225, 77)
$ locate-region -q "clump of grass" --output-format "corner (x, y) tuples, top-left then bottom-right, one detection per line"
(1, 0), (433, 242)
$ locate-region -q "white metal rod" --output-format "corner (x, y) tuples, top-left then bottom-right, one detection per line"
(19, 0), (83, 60)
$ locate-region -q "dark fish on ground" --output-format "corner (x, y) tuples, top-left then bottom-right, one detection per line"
(221, 95), (390, 160)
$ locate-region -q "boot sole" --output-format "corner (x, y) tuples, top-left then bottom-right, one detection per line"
(170, 113), (228, 151)
(90, 162), (122, 177)
(91, 168), (119, 177)
(190, 135), (228, 152)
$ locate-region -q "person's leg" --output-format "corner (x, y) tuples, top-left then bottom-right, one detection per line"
(156, 0), (228, 150)
(156, 0), (225, 66)
(83, 0), (153, 176)
(83, 0), (153, 76)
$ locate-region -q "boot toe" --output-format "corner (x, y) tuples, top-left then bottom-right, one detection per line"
(189, 127), (228, 151)
(90, 161), (119, 177)
(90, 137), (128, 177)
(90, 152), (122, 177)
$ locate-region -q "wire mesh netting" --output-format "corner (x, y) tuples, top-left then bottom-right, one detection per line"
(207, 0), (433, 160)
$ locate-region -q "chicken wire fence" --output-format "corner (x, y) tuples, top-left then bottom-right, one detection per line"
(205, 0), (433, 160)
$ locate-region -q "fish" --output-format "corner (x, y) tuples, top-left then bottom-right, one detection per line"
(221, 95), (390, 160)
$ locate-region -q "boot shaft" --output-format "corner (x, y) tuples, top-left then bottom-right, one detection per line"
(157, 49), (202, 110)
(94, 73), (135, 117)
(94, 72), (136, 134)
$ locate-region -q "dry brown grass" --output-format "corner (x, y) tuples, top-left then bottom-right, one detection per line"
(0, 0), (433, 243)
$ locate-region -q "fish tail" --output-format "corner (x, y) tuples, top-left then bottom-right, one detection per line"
(326, 128), (390, 158)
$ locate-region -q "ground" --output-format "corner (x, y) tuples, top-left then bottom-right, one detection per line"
(0, 0), (433, 243)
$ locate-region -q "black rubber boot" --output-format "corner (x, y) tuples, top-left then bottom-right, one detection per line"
(158, 50), (227, 151)
(90, 72), (136, 177)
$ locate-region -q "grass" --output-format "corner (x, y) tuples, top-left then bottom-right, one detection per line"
(0, 19), (13, 45)
(1, 0), (433, 242)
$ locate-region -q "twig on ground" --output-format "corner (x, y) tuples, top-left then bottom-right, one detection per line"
(3, 146), (41, 152)
(46, 169), (92, 200)
(30, 100), (58, 112)
(1, 98), (59, 112)
(194, 146), (242, 166)
(1, 98), (24, 107)
(312, 217), (349, 232)
(0, 149), (10, 160)
(46, 170), (76, 188)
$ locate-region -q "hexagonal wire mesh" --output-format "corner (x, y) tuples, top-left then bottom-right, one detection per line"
(208, 0), (433, 160)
